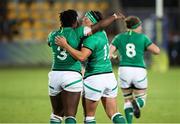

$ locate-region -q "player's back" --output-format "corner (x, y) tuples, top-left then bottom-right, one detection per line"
(83, 31), (112, 78)
(112, 31), (152, 68)
(48, 27), (81, 72)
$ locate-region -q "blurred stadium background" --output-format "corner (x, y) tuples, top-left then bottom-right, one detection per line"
(0, 0), (180, 123)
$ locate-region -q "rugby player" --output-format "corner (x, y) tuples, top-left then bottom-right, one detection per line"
(110, 16), (160, 123)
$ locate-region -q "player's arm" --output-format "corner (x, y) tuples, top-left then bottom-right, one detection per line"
(55, 36), (91, 62)
(109, 44), (117, 59)
(85, 12), (125, 35)
(147, 43), (160, 55)
(109, 35), (120, 59)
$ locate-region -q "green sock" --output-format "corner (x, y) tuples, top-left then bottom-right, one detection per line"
(124, 107), (133, 124)
(65, 116), (76, 124)
(136, 97), (145, 108)
(112, 113), (126, 124)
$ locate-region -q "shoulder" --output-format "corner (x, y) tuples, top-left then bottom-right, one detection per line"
(74, 26), (86, 38)
(63, 28), (75, 35)
(84, 31), (100, 43)
(93, 30), (105, 37)
(74, 26), (84, 34)
(113, 32), (124, 41)
(139, 33), (151, 41)
(60, 28), (76, 39)
(75, 26), (84, 30)
(47, 30), (58, 47)
(83, 33), (97, 46)
(84, 30), (105, 42)
(47, 30), (58, 43)
(48, 30), (57, 38)
(132, 32), (150, 41)
(84, 35), (95, 43)
(116, 31), (128, 38)
(115, 33), (122, 39)
(48, 28), (71, 38)
(136, 33), (148, 38)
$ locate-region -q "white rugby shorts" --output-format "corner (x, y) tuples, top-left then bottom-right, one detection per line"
(48, 71), (83, 96)
(118, 67), (147, 89)
(83, 73), (118, 101)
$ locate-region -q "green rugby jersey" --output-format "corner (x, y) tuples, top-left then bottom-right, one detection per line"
(112, 31), (152, 68)
(83, 31), (112, 78)
(48, 26), (84, 72)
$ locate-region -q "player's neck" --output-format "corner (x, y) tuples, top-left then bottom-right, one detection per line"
(133, 29), (141, 33)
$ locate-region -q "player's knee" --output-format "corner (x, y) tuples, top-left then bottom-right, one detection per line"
(123, 92), (133, 102)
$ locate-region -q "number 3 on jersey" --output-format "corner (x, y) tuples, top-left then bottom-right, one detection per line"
(126, 43), (136, 58)
(57, 46), (67, 60)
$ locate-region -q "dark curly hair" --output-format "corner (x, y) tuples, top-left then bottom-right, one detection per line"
(59, 9), (78, 27)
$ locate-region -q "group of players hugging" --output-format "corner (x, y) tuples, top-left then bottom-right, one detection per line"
(47, 9), (160, 124)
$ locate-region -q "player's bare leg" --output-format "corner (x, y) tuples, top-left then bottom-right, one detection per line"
(61, 90), (81, 124)
(49, 92), (64, 123)
(133, 89), (147, 118)
(101, 97), (126, 123)
(82, 97), (99, 124)
(121, 88), (133, 124)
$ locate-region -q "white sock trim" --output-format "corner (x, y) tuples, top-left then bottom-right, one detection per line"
(111, 112), (123, 121)
(85, 116), (95, 122)
(124, 101), (133, 109)
(50, 113), (63, 121)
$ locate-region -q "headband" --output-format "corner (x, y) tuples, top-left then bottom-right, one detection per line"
(130, 21), (142, 29)
(85, 11), (98, 24)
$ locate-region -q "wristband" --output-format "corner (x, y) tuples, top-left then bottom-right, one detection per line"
(113, 13), (118, 19)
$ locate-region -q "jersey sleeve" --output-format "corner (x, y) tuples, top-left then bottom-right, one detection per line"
(82, 37), (96, 52)
(111, 34), (120, 48)
(144, 35), (153, 49)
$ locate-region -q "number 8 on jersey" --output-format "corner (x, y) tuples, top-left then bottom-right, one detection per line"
(126, 43), (136, 58)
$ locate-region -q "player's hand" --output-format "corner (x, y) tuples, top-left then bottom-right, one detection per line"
(55, 36), (67, 48)
(113, 11), (125, 20)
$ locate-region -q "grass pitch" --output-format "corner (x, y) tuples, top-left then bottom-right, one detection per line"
(0, 67), (180, 123)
